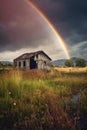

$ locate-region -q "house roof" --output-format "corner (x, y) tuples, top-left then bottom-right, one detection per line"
(14, 50), (51, 61)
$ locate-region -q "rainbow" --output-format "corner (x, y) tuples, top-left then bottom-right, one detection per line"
(24, 0), (70, 59)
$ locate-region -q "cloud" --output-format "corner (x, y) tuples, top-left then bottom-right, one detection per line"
(32, 0), (87, 43)
(32, 0), (87, 59)
(0, 0), (87, 60)
(0, 0), (56, 52)
(69, 40), (87, 59)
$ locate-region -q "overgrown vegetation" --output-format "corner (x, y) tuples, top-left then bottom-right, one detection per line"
(64, 57), (86, 67)
(0, 68), (87, 130)
(65, 59), (74, 67)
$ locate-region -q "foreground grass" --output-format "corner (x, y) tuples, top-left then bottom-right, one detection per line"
(0, 68), (87, 130)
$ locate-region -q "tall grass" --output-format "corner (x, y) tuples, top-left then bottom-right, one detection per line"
(0, 69), (87, 130)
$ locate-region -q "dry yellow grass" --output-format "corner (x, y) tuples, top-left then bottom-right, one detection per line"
(54, 67), (87, 72)
(0, 68), (87, 129)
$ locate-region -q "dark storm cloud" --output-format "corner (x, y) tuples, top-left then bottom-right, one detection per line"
(0, 0), (53, 52)
(0, 21), (49, 52)
(0, 0), (87, 59)
(0, 24), (10, 49)
(69, 41), (87, 59)
(32, 0), (87, 52)
(0, 25), (8, 44)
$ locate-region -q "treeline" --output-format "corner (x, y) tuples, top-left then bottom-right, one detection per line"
(0, 62), (13, 68)
(65, 57), (87, 67)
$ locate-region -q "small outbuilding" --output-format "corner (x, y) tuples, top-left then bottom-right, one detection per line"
(13, 50), (51, 70)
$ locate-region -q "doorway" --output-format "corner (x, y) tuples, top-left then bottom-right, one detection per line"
(30, 57), (37, 69)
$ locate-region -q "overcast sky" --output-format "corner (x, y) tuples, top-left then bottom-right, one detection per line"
(0, 0), (87, 61)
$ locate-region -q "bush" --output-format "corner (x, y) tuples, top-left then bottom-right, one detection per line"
(65, 59), (74, 67)
(76, 58), (86, 67)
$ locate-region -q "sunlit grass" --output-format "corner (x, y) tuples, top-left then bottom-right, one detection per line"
(54, 66), (87, 72)
(0, 68), (87, 129)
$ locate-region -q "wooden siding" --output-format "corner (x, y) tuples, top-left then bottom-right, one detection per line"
(14, 51), (51, 70)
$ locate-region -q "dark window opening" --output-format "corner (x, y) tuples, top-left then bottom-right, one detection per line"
(23, 61), (26, 67)
(44, 61), (46, 65)
(19, 62), (21, 67)
(30, 56), (37, 69)
(36, 55), (38, 59)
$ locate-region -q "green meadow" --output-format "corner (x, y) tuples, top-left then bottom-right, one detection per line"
(0, 68), (87, 130)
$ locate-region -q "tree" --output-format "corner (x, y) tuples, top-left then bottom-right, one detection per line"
(65, 59), (74, 67)
(75, 58), (86, 67)
(0, 62), (3, 68)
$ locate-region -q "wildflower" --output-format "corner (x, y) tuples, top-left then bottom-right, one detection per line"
(13, 102), (16, 106)
(9, 91), (11, 95)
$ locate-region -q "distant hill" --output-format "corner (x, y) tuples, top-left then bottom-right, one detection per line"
(0, 61), (13, 65)
(52, 59), (66, 66)
(52, 57), (87, 66)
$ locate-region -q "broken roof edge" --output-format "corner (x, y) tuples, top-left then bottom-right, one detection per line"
(13, 50), (52, 61)
(39, 50), (52, 61)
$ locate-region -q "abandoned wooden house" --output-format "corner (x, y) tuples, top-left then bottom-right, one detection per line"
(13, 50), (51, 70)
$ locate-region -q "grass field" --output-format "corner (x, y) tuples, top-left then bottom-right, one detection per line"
(0, 68), (87, 130)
